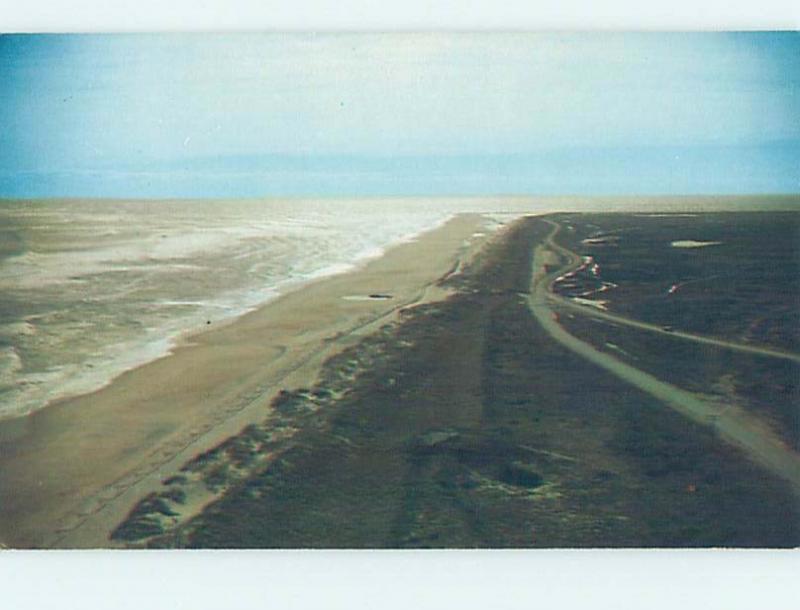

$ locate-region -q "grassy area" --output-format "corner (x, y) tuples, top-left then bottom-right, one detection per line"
(551, 212), (800, 352)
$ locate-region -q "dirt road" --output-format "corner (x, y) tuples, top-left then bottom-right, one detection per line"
(527, 220), (800, 497)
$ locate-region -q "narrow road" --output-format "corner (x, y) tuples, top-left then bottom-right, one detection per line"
(527, 219), (800, 497)
(542, 219), (800, 364)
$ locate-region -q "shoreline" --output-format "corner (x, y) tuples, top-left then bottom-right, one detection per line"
(0, 212), (501, 548)
(0, 211), (462, 423)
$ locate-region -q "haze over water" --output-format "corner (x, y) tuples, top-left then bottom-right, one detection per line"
(1, 33), (798, 198)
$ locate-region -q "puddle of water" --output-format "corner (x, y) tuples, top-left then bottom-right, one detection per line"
(671, 240), (723, 248)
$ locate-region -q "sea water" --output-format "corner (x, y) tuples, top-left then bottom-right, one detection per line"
(0, 197), (544, 419)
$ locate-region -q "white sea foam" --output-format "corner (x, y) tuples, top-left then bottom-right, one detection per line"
(0, 347), (23, 389)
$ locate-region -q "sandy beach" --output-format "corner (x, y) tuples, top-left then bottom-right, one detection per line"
(0, 213), (494, 548)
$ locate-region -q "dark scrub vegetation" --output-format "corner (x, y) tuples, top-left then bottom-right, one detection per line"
(116, 216), (797, 548)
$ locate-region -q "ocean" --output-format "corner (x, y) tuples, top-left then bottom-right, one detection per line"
(0, 197), (543, 419)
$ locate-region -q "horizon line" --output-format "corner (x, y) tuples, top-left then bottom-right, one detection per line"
(3, 193), (800, 203)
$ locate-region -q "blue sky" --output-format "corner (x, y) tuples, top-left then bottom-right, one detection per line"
(1, 32), (798, 197)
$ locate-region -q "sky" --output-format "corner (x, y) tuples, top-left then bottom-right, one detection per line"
(0, 32), (798, 197)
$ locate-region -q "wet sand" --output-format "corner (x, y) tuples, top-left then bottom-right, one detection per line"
(0, 213), (493, 548)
